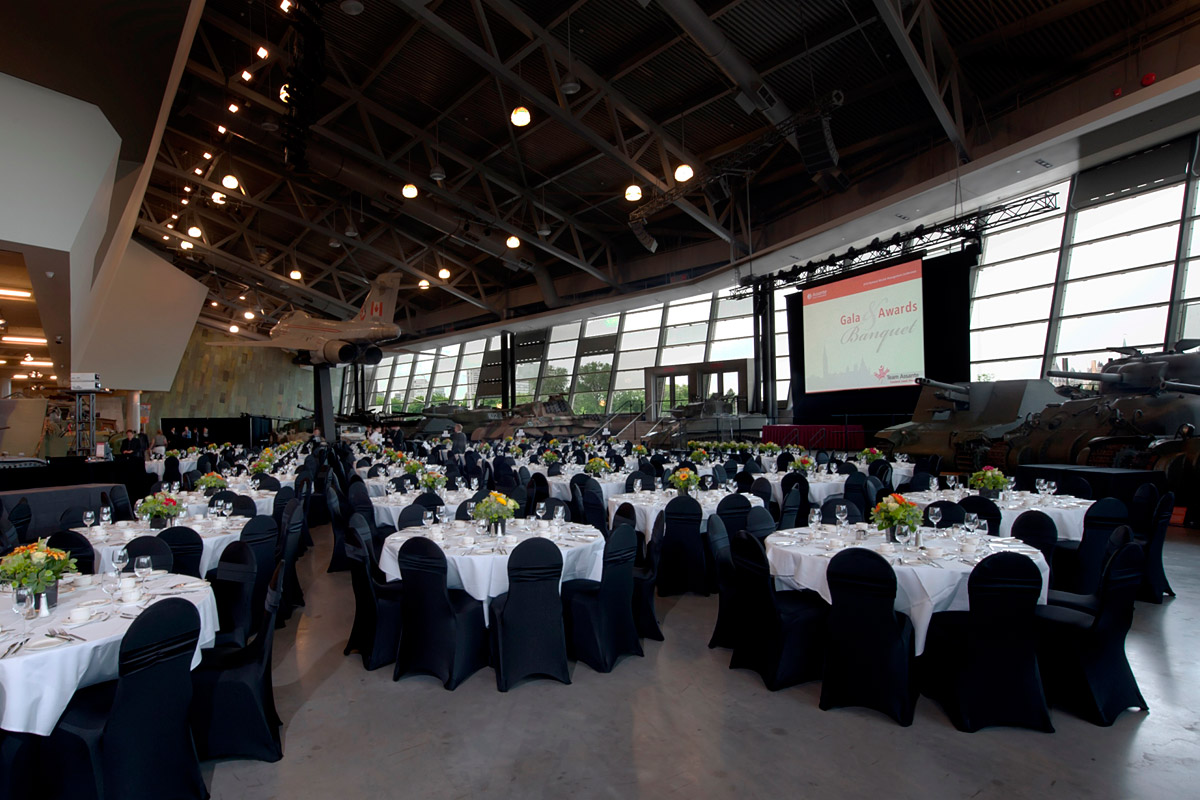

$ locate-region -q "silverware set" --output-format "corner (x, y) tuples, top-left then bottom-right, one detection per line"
(1, 637), (31, 658)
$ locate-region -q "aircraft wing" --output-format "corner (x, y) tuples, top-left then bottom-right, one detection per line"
(206, 340), (294, 348)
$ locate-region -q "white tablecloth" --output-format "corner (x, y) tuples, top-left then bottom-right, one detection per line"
(903, 490), (1092, 541)
(546, 474), (628, 505)
(378, 520), (605, 621)
(372, 488), (480, 528)
(605, 490), (764, 533)
(849, 460), (915, 485)
(81, 519), (244, 576)
(0, 574), (218, 735)
(176, 490), (275, 519)
(765, 528), (1050, 655)
(145, 458), (198, 478)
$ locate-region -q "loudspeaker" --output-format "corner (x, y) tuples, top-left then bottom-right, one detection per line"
(796, 115), (839, 174)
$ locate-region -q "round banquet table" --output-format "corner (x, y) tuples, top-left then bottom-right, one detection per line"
(0, 574), (218, 735)
(78, 517), (246, 576)
(371, 487), (481, 528)
(902, 489), (1092, 541)
(606, 489), (764, 533)
(765, 527), (1050, 655)
(175, 489), (276, 519)
(378, 519), (605, 621)
(144, 457), (198, 478)
(849, 460), (915, 485)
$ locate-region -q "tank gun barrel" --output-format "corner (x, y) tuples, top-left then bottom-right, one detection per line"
(1045, 370), (1122, 384)
(1162, 380), (1200, 395)
(915, 378), (969, 394)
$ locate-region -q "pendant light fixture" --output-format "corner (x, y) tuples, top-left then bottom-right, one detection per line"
(561, 14), (581, 95)
(438, 267), (451, 280)
(418, 279), (430, 289)
(402, 151), (419, 198)
(511, 61), (531, 126)
(625, 183), (642, 202)
(674, 114), (693, 183)
(430, 124), (446, 181)
(506, 235), (520, 249)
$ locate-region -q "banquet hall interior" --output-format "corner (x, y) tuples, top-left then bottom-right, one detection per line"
(3, 0), (1200, 797)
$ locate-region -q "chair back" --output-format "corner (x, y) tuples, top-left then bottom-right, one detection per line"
(706, 514), (733, 593)
(598, 524), (638, 613)
(827, 548), (900, 631)
(749, 477), (773, 510)
(1094, 542), (1145, 636)
(209, 540), (256, 649)
(9, 498), (32, 544)
(158, 526), (204, 578)
(734, 471), (755, 493)
(1128, 483), (1161, 539)
(108, 486), (135, 521)
(612, 502), (638, 533)
(162, 456), (183, 484)
(254, 474), (282, 492)
(1057, 474), (1093, 500)
(46, 530), (96, 574)
(923, 500), (964, 528)
(1011, 510), (1057, 565)
(1076, 497), (1130, 594)
(413, 492), (443, 511)
(542, 497), (571, 523)
(745, 506), (776, 540)
(58, 506), (87, 529)
(842, 472), (869, 515)
(123, 535), (174, 572)
(526, 472), (551, 506)
(778, 487), (803, 530)
(820, 497), (864, 524)
(729, 530), (781, 638)
(232, 495), (259, 518)
(716, 493), (751, 536)
(502, 537), (565, 636)
(396, 504), (428, 529)
(625, 471), (650, 493)
(958, 495), (1002, 536)
(396, 535), (454, 635)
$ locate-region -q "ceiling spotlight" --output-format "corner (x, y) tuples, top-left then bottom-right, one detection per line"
(228, 103), (240, 114)
(279, 84), (291, 103)
(418, 279), (430, 289)
(183, 185), (193, 193)
(280, 0), (292, 11)
(239, 295), (246, 300)
(510, 106), (531, 127)
(203, 152), (212, 160)
(180, 198), (189, 204)
(162, 235), (170, 240)
(624, 184), (642, 202)
(171, 213), (179, 219)
(180, 241), (194, 250)
(674, 163), (694, 183)
(401, 183), (418, 199)
(562, 74), (581, 95)
(340, 0), (364, 14)
(289, 269), (302, 280)
(23, 354), (31, 362)
(166, 223), (174, 229)
(243, 310), (255, 320)
(222, 174), (239, 190)
(438, 267), (451, 280)
(344, 224), (358, 237)
(329, 237), (341, 248)
(256, 46), (269, 59)
(187, 225), (202, 238)
(211, 191), (226, 204)
(506, 235), (520, 249)
(229, 324), (239, 333)
(430, 163), (446, 181)
(241, 70), (253, 82)
(211, 301), (219, 306)
(194, 167), (203, 175)
(217, 125), (227, 134)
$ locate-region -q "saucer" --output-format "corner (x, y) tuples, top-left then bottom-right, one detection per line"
(24, 637), (68, 652)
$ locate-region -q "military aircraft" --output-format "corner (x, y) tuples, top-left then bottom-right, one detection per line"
(209, 273), (404, 364)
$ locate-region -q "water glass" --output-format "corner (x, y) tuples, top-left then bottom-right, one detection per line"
(1046, 480), (1057, 496)
(1035, 478), (1047, 495)
(223, 500), (234, 518)
(536, 502), (547, 520)
(10, 585), (32, 633)
(100, 506), (112, 526)
(83, 510), (96, 529)
(435, 505), (446, 523)
(835, 504), (849, 528)
(894, 526), (912, 552)
(945, 475), (958, 492)
(113, 547), (129, 573)
(928, 506), (943, 527)
(134, 555), (153, 586)
(553, 505), (565, 524)
(466, 501), (477, 519)
(807, 508), (821, 529)
(422, 510), (434, 527)
(963, 512), (979, 535)
(632, 479), (642, 494)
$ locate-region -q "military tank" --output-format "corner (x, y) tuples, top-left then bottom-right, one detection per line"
(876, 378), (1063, 472)
(1000, 346), (1200, 488)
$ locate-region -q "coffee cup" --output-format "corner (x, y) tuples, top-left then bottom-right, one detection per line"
(68, 606), (92, 623)
(453, 520), (466, 530)
(878, 542), (895, 554)
(925, 546), (944, 559)
(74, 574), (95, 587)
(120, 577), (138, 591)
(121, 589), (142, 604)
(460, 536), (475, 546)
(960, 541), (977, 555)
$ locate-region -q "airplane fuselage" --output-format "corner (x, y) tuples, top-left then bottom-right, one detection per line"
(268, 314), (401, 349)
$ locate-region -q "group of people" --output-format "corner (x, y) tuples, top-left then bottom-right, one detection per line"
(363, 424), (407, 449)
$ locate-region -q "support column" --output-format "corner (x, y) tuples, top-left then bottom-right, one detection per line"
(313, 365), (335, 442)
(499, 331), (516, 409)
(751, 278), (777, 418)
(126, 391), (141, 433)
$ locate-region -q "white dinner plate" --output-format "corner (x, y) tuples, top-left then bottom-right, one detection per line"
(77, 599), (109, 608)
(24, 637), (68, 652)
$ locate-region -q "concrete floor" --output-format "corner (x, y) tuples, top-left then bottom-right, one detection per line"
(205, 526), (1200, 799)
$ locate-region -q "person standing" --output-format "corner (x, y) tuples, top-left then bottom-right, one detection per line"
(119, 429), (144, 458)
(182, 426), (193, 445)
(451, 424), (468, 456)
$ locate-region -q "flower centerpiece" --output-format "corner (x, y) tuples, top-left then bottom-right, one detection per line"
(542, 450), (560, 465)
(584, 457), (610, 476)
(139, 491), (184, 529)
(859, 447), (884, 463)
(689, 448), (708, 464)
(735, 442), (751, 453)
(472, 491), (520, 535)
(248, 459), (272, 475)
(206, 444), (220, 453)
(760, 442), (781, 455)
(186, 446), (200, 455)
(194, 472), (228, 491)
(419, 470), (447, 493)
(0, 539), (77, 613)
(796, 454), (816, 472)
(164, 449), (181, 458)
(547, 438), (559, 448)
(631, 444), (647, 457)
(365, 442), (381, 455)
(403, 459), (424, 476)
(667, 467), (700, 496)
(870, 493), (923, 543)
(968, 465), (1008, 497)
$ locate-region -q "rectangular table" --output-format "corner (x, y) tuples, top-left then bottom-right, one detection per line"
(761, 424), (865, 449)
(1015, 465), (1166, 505)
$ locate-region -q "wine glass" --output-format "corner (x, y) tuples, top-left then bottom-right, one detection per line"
(223, 500), (234, 518)
(835, 503), (849, 529)
(134, 555), (153, 587)
(553, 505), (565, 525)
(632, 478), (642, 494)
(945, 474), (958, 493)
(928, 506), (943, 528)
(536, 501), (547, 520)
(1047, 480), (1057, 497)
(466, 501), (477, 519)
(1035, 478), (1046, 495)
(100, 505), (112, 526)
(112, 547), (129, 573)
(10, 585), (32, 634)
(894, 525), (912, 552)
(807, 508), (821, 530)
(422, 509), (434, 527)
(82, 510), (95, 530)
(435, 505), (446, 524)
(178, 505), (189, 522)
(100, 571), (119, 604)
(963, 512), (979, 535)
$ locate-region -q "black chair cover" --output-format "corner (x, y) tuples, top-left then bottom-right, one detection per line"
(1057, 474), (1093, 499)
(1128, 482), (1160, 540)
(715, 493), (751, 537)
(923, 500), (964, 528)
(162, 456), (183, 485)
(820, 548), (916, 726)
(1053, 497), (1129, 594)
(393, 537), (488, 689)
(396, 504), (428, 529)
(922, 553), (1052, 732)
(48, 599), (204, 800)
(158, 526), (204, 578)
(59, 506), (87, 529)
(632, 511), (665, 641)
(122, 535), (174, 572)
(656, 495), (705, 596)
(1138, 491), (1175, 603)
(489, 537), (570, 691)
(11, 498), (34, 544)
(46, 529), (95, 575)
(344, 514), (404, 670)
(1011, 510), (1057, 568)
(542, 497), (572, 523)
(820, 497), (863, 525)
(324, 484), (352, 573)
(705, 514), (736, 649)
(232, 495), (258, 518)
(778, 487), (804, 530)
(745, 507), (776, 541)
(238, 515), (279, 631)
(958, 495), (1002, 536)
(562, 524), (642, 673)
(207, 539), (256, 649)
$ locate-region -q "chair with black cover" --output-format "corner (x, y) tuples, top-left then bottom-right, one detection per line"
(180, 470), (202, 491)
(820, 548), (917, 726)
(413, 492), (444, 511)
(253, 474), (281, 493)
(190, 563), (285, 762)
(367, 464), (385, 479)
(1057, 474), (1093, 500)
(865, 475), (885, 508)
(276, 499), (306, 624)
(734, 470), (755, 494)
(1052, 497), (1129, 594)
(868, 458), (893, 485)
(393, 536), (488, 689)
(745, 506), (776, 542)
(526, 471), (551, 507)
(324, 484), (352, 573)
(396, 504), (428, 530)
(196, 454), (213, 474)
(1036, 542), (1148, 726)
(162, 455), (183, 485)
(1127, 482), (1160, 541)
(0, 513), (18, 557)
(209, 489), (237, 509)
(716, 493), (752, 537)
(108, 486), (135, 522)
(834, 460), (856, 475)
(776, 452), (794, 472)
(632, 511), (665, 641)
(580, 486), (609, 536)
(48, 598), (205, 800)
(356, 456), (372, 469)
(1138, 492), (1176, 603)
(612, 502), (638, 539)
(271, 487), (295, 533)
(705, 514), (737, 649)
(238, 515), (279, 631)
(958, 495), (1002, 536)
(723, 458), (740, 477)
(542, 497), (572, 523)
(711, 464), (728, 485)
(778, 486), (804, 531)
(206, 540), (257, 649)
(919, 553), (1052, 732)
(1011, 510), (1058, 568)
(913, 454), (941, 476)
(698, 474), (718, 491)
(488, 537), (570, 691)
(157, 526), (204, 578)
(348, 481), (397, 556)
(899, 472), (934, 493)
(625, 471), (651, 493)
(506, 486), (529, 520)
(1045, 526), (1133, 616)
(344, 514), (404, 671)
(562, 524), (642, 673)
(122, 535), (173, 572)
(728, 530), (828, 690)
(820, 497), (864, 525)
(47, 530), (95, 575)
(231, 495), (258, 518)
(749, 477), (774, 515)
(656, 495), (706, 596)
(923, 500), (964, 528)
(58, 506), (88, 529)
(841, 473), (869, 517)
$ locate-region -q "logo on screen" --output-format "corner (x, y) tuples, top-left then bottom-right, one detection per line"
(874, 365), (890, 382)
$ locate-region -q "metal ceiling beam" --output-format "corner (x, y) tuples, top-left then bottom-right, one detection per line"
(871, 0), (972, 163)
(393, 0), (742, 249)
